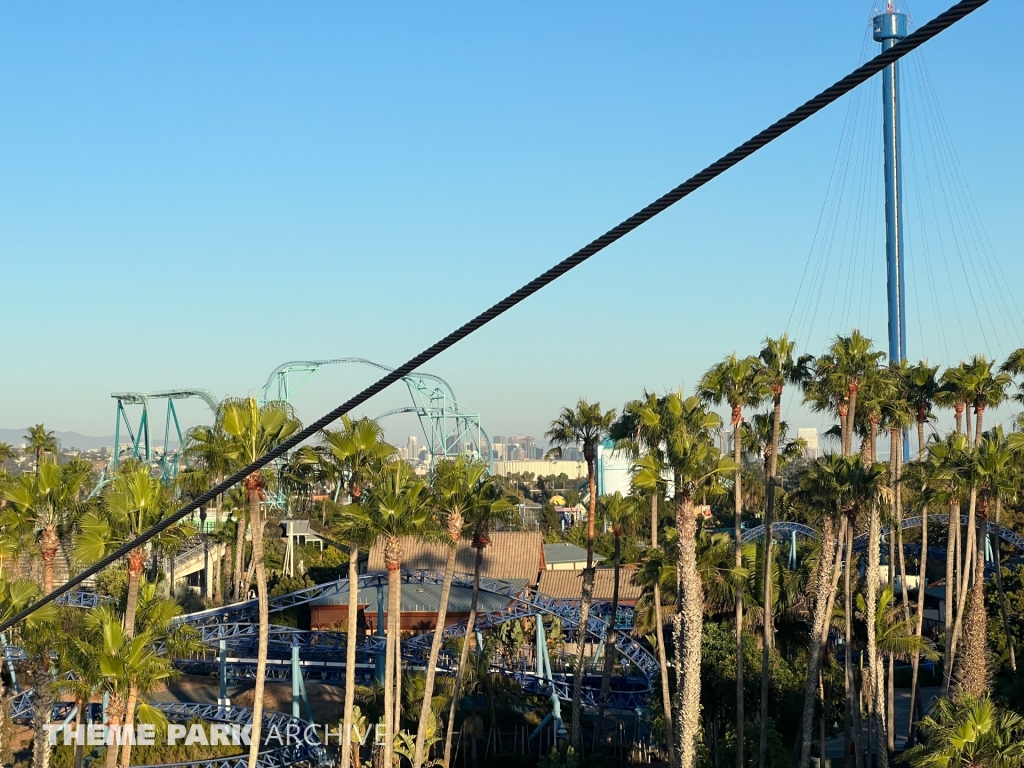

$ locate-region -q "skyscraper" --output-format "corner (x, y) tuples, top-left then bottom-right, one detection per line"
(408, 436), (418, 462)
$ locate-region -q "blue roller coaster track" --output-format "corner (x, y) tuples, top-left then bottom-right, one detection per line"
(7, 571), (654, 768)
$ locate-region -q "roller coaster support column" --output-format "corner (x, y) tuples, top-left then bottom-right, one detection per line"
(292, 646), (301, 719)
(291, 645), (312, 722)
(218, 639), (230, 709)
(533, 618), (563, 739)
(375, 582), (385, 684)
(789, 531), (798, 570)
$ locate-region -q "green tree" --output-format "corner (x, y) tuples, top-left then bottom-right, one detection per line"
(0, 442), (16, 471)
(904, 362), (941, 459)
(441, 463), (518, 767)
(181, 418), (235, 603)
(0, 577), (58, 766)
(4, 460), (90, 596)
(23, 425), (58, 474)
(544, 399), (617, 753)
(74, 465), (192, 638)
(609, 390), (675, 763)
(218, 397), (301, 768)
(963, 356), (1011, 447)
(594, 491), (643, 737)
(413, 457), (512, 768)
(699, 352), (768, 768)
(320, 416), (395, 768)
(901, 695), (1024, 768)
(356, 461), (433, 768)
(633, 391), (733, 768)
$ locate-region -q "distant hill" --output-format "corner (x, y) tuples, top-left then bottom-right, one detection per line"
(0, 428), (178, 452)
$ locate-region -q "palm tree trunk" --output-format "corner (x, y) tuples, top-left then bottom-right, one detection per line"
(393, 575), (403, 736)
(729, 421), (745, 768)
(234, 510), (247, 602)
(847, 389), (859, 458)
(843, 520), (855, 768)
(675, 495), (703, 768)
(798, 515), (838, 768)
(444, 545), (484, 767)
(413, 544), (458, 768)
(992, 498), (1016, 672)
(866, 500), (887, 768)
(246, 491), (269, 768)
(569, 453), (599, 754)
(118, 687), (138, 768)
(124, 554), (145, 639)
(383, 565), (400, 768)
(73, 696), (86, 768)
(341, 546), (359, 768)
(948, 489), (977, 670)
(907, 498), (927, 742)
(760, 392), (785, 768)
(649, 493), (675, 767)
(596, 532), (622, 740)
(31, 662), (55, 768)
(941, 505), (957, 696)
(102, 695), (124, 768)
(571, 570), (595, 754)
(886, 656), (895, 755)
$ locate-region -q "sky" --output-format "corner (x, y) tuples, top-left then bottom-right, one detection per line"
(1, 1), (1022, 448)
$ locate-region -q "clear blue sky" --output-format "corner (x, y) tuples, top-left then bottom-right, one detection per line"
(2, 1), (1022, 444)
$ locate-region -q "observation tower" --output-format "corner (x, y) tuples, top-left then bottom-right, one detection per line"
(874, 4), (908, 364)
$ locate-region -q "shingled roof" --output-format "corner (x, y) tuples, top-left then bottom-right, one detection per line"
(538, 566), (642, 602)
(365, 531), (544, 583)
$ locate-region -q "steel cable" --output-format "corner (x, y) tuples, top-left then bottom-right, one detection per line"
(0, 0), (991, 634)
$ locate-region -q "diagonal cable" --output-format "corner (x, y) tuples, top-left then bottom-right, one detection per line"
(0, 0), (990, 634)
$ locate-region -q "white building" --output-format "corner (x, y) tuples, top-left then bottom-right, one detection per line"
(798, 428), (820, 459)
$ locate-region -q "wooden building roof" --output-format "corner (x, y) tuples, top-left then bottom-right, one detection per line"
(538, 566), (642, 602)
(365, 531), (544, 583)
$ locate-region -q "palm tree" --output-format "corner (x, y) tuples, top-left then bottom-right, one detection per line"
(0, 576), (58, 766)
(594, 491), (643, 737)
(699, 352), (768, 768)
(936, 364), (970, 438)
(922, 433), (971, 695)
(115, 582), (204, 767)
(322, 416), (396, 504)
(793, 455), (885, 768)
(356, 461), (432, 768)
(634, 391), (732, 768)
(901, 361), (940, 730)
(0, 442), (16, 471)
(4, 460), (90, 595)
(544, 399), (617, 752)
(739, 412), (807, 480)
(963, 356), (1012, 447)
(795, 455), (848, 768)
(816, 330), (885, 456)
(412, 457), (511, 768)
(219, 397), (301, 768)
(904, 362), (940, 458)
(23, 425), (58, 474)
(441, 464), (517, 767)
(321, 416), (396, 768)
(901, 695), (1024, 768)
(182, 419), (235, 603)
(72, 605), (174, 768)
(610, 391), (675, 764)
(74, 464), (192, 638)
